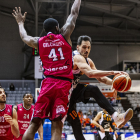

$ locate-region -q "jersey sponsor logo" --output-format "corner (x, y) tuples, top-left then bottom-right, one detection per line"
(45, 65), (68, 72)
(43, 41), (64, 48)
(22, 124), (29, 128)
(0, 129), (6, 134)
(56, 105), (65, 114)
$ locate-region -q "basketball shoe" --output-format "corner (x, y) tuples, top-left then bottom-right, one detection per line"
(114, 108), (133, 128)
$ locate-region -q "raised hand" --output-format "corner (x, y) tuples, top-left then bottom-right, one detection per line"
(4, 114), (14, 126)
(12, 7), (27, 24)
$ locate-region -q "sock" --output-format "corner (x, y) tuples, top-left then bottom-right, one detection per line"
(112, 112), (118, 120)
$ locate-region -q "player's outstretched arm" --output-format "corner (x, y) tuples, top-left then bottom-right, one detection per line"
(12, 7), (39, 49)
(74, 55), (128, 78)
(61, 0), (81, 44)
(4, 108), (20, 138)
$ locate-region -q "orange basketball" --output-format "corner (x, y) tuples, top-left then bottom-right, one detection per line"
(112, 74), (131, 92)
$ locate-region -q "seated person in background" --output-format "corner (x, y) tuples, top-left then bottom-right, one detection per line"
(134, 105), (140, 115)
(87, 110), (93, 120)
(116, 95), (121, 104)
(93, 109), (97, 117)
(10, 83), (15, 91)
(83, 114), (90, 126)
(90, 117), (96, 130)
(78, 110), (83, 125)
(110, 97), (116, 106)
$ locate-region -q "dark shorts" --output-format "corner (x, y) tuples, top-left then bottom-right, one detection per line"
(70, 84), (90, 105)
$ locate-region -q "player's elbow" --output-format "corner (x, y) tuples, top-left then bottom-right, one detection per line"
(86, 71), (93, 78)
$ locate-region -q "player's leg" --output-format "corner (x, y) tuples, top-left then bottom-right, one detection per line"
(51, 117), (63, 140)
(83, 85), (133, 128)
(51, 79), (72, 140)
(22, 118), (42, 140)
(83, 85), (115, 115)
(67, 104), (85, 140)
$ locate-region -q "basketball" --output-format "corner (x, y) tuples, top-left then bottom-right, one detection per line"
(112, 74), (131, 92)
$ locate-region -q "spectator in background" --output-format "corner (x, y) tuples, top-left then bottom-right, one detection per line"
(87, 110), (93, 120)
(0, 83), (1, 88)
(116, 95), (121, 104)
(90, 117), (95, 130)
(83, 114), (90, 126)
(134, 105), (140, 115)
(78, 110), (83, 125)
(83, 113), (87, 119)
(93, 109), (97, 117)
(10, 83), (15, 91)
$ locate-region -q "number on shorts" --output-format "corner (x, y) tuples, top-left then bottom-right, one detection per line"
(48, 47), (65, 61)
(69, 110), (77, 120)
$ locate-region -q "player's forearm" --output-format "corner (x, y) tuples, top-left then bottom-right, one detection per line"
(97, 77), (113, 85)
(91, 120), (101, 128)
(18, 22), (28, 43)
(87, 70), (114, 78)
(11, 124), (20, 138)
(71, 0), (81, 16)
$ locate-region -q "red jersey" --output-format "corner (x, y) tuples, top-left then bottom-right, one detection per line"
(39, 33), (73, 80)
(0, 104), (13, 140)
(17, 104), (34, 135)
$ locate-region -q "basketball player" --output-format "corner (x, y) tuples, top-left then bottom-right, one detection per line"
(92, 109), (118, 140)
(0, 87), (20, 139)
(66, 35), (133, 140)
(13, 93), (43, 140)
(12, 0), (81, 139)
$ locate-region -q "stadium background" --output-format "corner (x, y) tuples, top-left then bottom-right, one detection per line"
(0, 0), (140, 140)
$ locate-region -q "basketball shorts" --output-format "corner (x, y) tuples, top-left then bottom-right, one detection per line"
(33, 77), (72, 120)
(69, 83), (90, 112)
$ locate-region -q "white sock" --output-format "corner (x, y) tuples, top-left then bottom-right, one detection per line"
(112, 112), (118, 120)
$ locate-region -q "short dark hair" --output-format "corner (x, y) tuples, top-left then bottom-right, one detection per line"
(43, 18), (59, 33)
(77, 35), (92, 46)
(23, 93), (32, 98)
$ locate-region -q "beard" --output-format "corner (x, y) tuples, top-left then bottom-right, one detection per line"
(0, 100), (6, 103)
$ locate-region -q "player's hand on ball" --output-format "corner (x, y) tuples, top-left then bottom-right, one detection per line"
(113, 71), (128, 76)
(12, 7), (27, 24)
(99, 126), (105, 133)
(4, 114), (14, 126)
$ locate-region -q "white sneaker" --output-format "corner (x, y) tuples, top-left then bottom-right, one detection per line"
(114, 108), (133, 128)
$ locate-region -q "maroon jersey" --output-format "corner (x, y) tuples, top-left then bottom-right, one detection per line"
(39, 33), (73, 80)
(17, 104), (34, 135)
(0, 104), (13, 140)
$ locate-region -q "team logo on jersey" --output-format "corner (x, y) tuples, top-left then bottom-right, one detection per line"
(19, 105), (22, 108)
(56, 105), (65, 114)
(49, 35), (53, 39)
(7, 109), (10, 112)
(0, 129), (6, 134)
